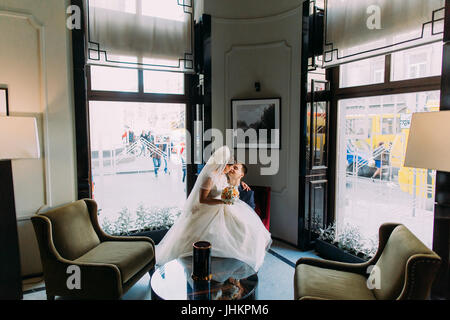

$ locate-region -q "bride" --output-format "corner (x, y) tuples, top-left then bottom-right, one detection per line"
(156, 146), (272, 272)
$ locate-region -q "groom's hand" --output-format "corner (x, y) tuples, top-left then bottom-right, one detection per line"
(241, 181), (251, 191)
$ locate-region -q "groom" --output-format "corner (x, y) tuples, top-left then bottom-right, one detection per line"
(227, 163), (255, 210)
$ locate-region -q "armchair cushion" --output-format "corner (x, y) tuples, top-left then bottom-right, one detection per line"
(42, 200), (100, 260)
(74, 241), (154, 283)
(294, 264), (376, 300)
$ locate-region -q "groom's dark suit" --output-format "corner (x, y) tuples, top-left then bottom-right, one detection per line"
(238, 184), (256, 210)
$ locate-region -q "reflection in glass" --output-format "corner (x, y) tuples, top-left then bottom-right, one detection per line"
(144, 70), (184, 94)
(391, 42), (443, 81)
(151, 257), (258, 300)
(340, 56), (385, 88)
(307, 101), (328, 169)
(90, 65), (138, 92)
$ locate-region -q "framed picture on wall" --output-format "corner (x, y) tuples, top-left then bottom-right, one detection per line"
(0, 88), (8, 116)
(231, 98), (281, 149)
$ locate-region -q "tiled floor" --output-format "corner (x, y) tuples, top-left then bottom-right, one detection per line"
(22, 239), (319, 300)
(270, 239), (321, 265)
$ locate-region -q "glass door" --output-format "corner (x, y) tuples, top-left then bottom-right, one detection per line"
(298, 0), (330, 249)
(301, 79), (331, 249)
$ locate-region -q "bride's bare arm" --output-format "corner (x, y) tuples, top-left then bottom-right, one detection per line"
(199, 178), (224, 205)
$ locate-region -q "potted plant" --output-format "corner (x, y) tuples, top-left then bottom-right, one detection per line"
(130, 205), (181, 244)
(99, 204), (182, 244)
(314, 223), (376, 263)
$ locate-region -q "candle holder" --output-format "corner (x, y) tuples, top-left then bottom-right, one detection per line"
(192, 241), (212, 281)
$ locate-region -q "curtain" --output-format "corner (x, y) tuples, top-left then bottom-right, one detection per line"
(86, 0), (194, 72)
(323, 0), (445, 67)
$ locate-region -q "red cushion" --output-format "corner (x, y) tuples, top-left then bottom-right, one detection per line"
(251, 186), (271, 231)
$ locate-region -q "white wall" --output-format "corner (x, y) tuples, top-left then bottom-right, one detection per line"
(203, 0), (303, 245)
(0, 0), (76, 276)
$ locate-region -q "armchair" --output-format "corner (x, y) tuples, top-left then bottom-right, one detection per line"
(294, 223), (441, 300)
(32, 199), (155, 300)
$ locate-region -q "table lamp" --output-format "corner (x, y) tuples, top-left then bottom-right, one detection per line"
(0, 116), (40, 300)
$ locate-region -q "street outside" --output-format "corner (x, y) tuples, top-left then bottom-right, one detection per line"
(337, 174), (434, 249)
(92, 154), (186, 226)
(88, 101), (188, 230)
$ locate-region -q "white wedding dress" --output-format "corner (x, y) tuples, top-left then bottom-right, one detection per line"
(156, 147), (272, 272)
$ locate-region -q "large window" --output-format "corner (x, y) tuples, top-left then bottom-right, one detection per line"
(87, 67), (189, 235)
(337, 91), (439, 249)
(333, 43), (442, 251)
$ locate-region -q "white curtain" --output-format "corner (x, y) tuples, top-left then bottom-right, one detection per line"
(323, 0), (445, 67)
(86, 0), (194, 72)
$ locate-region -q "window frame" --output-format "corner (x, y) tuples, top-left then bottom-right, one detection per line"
(330, 54), (442, 101)
(86, 66), (191, 104)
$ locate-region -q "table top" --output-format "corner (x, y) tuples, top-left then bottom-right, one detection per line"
(151, 256), (258, 300)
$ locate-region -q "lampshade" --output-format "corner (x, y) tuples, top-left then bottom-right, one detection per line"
(0, 117), (40, 160)
(404, 111), (450, 172)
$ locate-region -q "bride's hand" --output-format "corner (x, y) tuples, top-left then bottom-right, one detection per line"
(241, 181), (251, 191)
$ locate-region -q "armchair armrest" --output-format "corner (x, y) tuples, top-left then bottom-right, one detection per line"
(83, 199), (155, 249)
(295, 257), (371, 275)
(296, 223), (402, 276)
(48, 258), (123, 299)
(397, 253), (442, 300)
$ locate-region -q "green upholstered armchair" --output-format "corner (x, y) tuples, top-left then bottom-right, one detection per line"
(294, 223), (441, 300)
(31, 199), (155, 300)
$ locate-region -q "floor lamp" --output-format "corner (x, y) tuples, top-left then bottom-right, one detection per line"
(404, 111), (450, 173)
(0, 117), (40, 300)
(404, 110), (450, 298)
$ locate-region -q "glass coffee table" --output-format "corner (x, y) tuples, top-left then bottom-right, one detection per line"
(150, 256), (258, 300)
